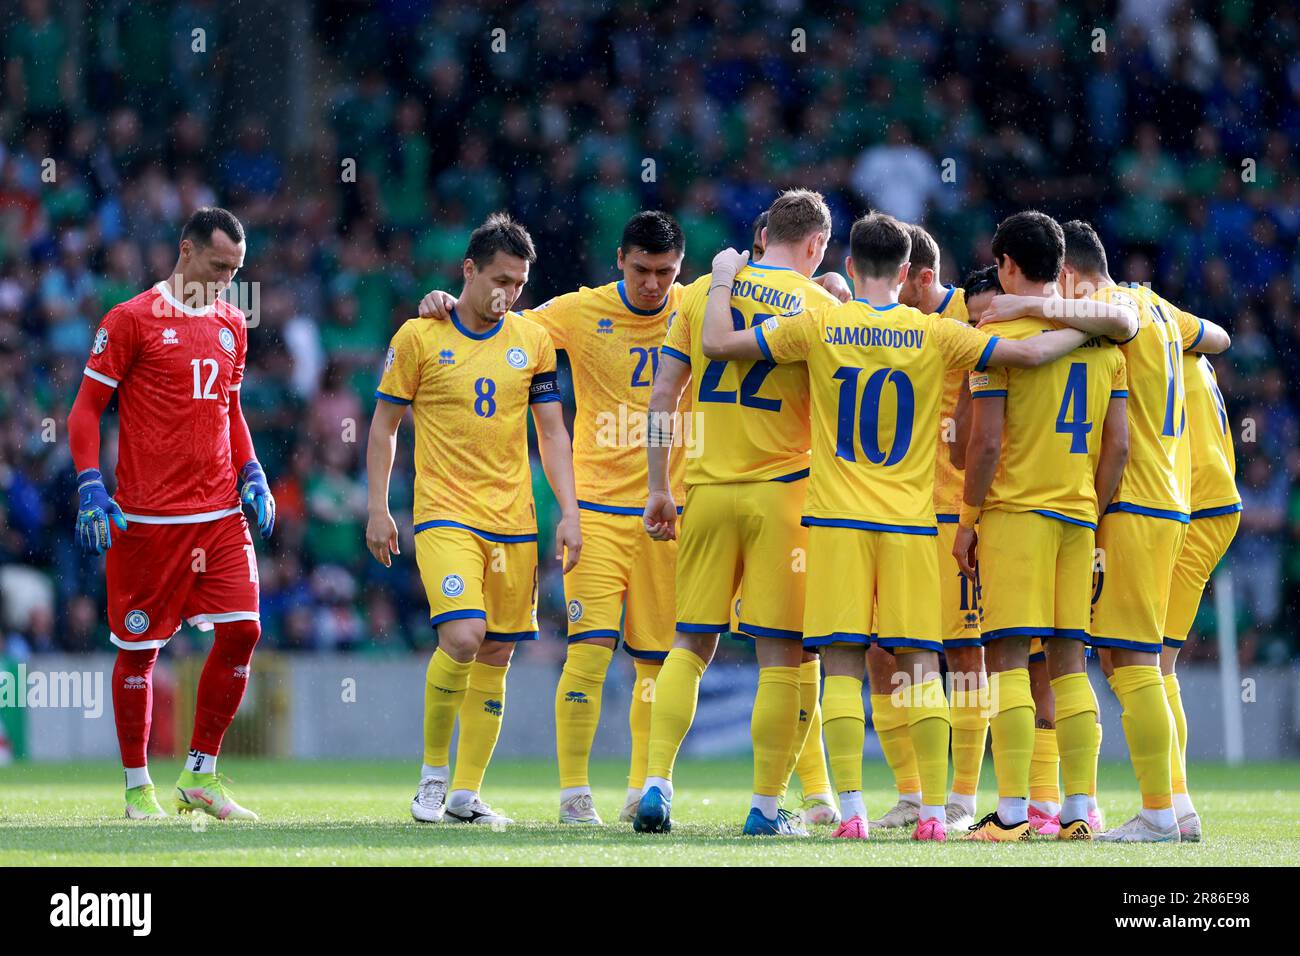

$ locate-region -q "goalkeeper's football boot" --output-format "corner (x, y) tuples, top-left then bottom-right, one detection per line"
(1095, 813), (1180, 843)
(965, 811), (1032, 842)
(798, 793), (841, 826)
(633, 785), (671, 833)
(1177, 811), (1202, 843)
(125, 784), (167, 820)
(559, 792), (603, 825)
(174, 770), (259, 821)
(869, 797), (920, 829)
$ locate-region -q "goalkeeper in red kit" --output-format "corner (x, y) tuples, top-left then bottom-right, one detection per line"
(67, 208), (275, 821)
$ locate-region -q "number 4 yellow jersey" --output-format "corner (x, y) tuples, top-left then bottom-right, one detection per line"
(376, 309), (560, 538)
(663, 266), (839, 486)
(757, 299), (995, 531)
(1090, 283), (1205, 519)
(968, 320), (1127, 527)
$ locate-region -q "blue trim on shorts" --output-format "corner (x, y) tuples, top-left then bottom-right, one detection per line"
(1031, 509), (1097, 530)
(486, 629), (539, 642)
(1111, 390), (1128, 398)
(1028, 652), (1046, 663)
(772, 467), (810, 483)
(375, 390), (412, 405)
(936, 513), (959, 524)
(737, 621), (803, 640)
(578, 499), (682, 516)
(876, 636), (945, 653)
(413, 519), (539, 543)
(1190, 502), (1242, 520)
(568, 629), (620, 642)
(676, 621), (728, 634)
(430, 608), (487, 627)
(623, 645), (669, 662)
(1086, 635), (1162, 654)
(1163, 636), (1186, 648)
(802, 516), (938, 535)
(980, 625), (1053, 643)
(660, 345), (690, 364)
(1053, 628), (1090, 642)
(803, 632), (875, 649)
(943, 637), (984, 649)
(1103, 502), (1190, 523)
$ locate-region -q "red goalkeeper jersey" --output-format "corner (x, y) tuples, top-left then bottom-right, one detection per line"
(83, 281), (248, 521)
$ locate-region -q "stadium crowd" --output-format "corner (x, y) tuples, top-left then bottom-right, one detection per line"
(1, 0), (1297, 665)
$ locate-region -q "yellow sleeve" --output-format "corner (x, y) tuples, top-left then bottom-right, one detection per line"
(376, 320), (424, 405)
(1171, 304), (1207, 351)
(935, 316), (996, 371)
(661, 288), (695, 364)
(968, 365), (1008, 396)
(529, 327), (561, 405)
(521, 290), (583, 352)
(756, 310), (816, 364)
(1111, 352), (1128, 396)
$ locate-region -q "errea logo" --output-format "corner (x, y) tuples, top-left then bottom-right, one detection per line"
(597, 318), (615, 334)
(161, 328), (179, 345)
(50, 886), (151, 936)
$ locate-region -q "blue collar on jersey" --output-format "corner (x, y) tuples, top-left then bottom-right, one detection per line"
(616, 280), (669, 317)
(852, 298), (900, 310)
(747, 261), (795, 272)
(450, 306), (505, 340)
(935, 285), (956, 314)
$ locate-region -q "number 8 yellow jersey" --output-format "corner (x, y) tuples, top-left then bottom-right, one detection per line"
(663, 267), (838, 486)
(376, 309), (560, 539)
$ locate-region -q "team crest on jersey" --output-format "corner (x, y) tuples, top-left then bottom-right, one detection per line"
(567, 599), (583, 623)
(124, 609), (150, 634)
(219, 327), (236, 353)
(162, 328), (179, 345)
(92, 327), (108, 354)
(384, 347), (396, 372)
(506, 347), (528, 369)
(441, 574), (465, 598)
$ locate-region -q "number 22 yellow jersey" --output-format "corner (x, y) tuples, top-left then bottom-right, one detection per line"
(968, 321), (1127, 527)
(663, 265), (839, 486)
(376, 309), (560, 538)
(1089, 283), (1205, 520)
(757, 299), (995, 531)
(521, 280), (688, 511)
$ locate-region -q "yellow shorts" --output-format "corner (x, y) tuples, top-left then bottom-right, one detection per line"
(675, 478), (808, 639)
(1163, 507), (1241, 646)
(978, 509), (1095, 647)
(563, 506), (677, 661)
(803, 524), (941, 652)
(937, 519), (982, 648)
(1091, 510), (1188, 652)
(416, 524), (538, 640)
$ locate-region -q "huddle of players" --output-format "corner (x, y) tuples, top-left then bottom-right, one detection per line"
(373, 190), (1235, 843)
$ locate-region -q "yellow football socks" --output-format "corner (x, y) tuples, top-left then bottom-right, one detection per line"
(823, 676), (866, 794)
(871, 692), (920, 796)
(792, 659), (833, 798)
(644, 648), (706, 782)
(450, 660), (509, 794)
(904, 677), (951, 809)
(1029, 727), (1060, 804)
(752, 666), (801, 797)
(1111, 664), (1173, 811)
(1052, 671), (1099, 799)
(422, 648), (472, 767)
(628, 660), (661, 790)
(949, 682), (988, 797)
(1164, 672), (1188, 796)
(1091, 721), (1102, 798)
(989, 668), (1034, 798)
(555, 642), (612, 789)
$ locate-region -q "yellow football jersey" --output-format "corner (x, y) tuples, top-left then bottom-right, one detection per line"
(968, 320), (1127, 526)
(1184, 353), (1240, 515)
(522, 280), (687, 510)
(759, 299), (995, 531)
(931, 286), (970, 517)
(662, 266), (838, 485)
(376, 309), (559, 538)
(1090, 284), (1204, 518)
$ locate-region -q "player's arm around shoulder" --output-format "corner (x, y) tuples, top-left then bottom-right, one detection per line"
(978, 291), (1139, 343)
(700, 248), (764, 361)
(1174, 303), (1231, 355)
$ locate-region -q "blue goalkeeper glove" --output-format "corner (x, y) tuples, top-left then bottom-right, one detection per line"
(76, 468), (128, 555)
(240, 460), (276, 539)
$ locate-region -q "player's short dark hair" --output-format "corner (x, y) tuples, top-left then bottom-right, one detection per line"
(765, 189), (832, 245)
(963, 264), (1003, 298)
(751, 211), (770, 255)
(620, 210), (684, 256)
(1061, 219), (1109, 276)
(849, 212), (911, 280)
(905, 223), (940, 272)
(465, 212), (536, 267)
(181, 207), (244, 247)
(990, 210), (1064, 284)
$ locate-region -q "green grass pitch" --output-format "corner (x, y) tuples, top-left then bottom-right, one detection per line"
(2, 758), (1297, 866)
